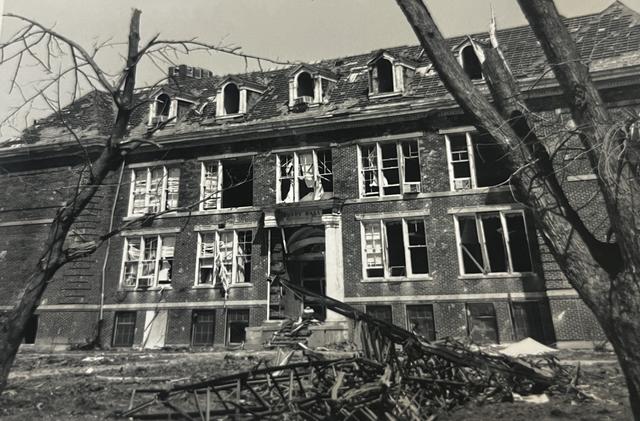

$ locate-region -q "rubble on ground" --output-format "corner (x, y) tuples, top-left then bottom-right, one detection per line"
(116, 282), (581, 420)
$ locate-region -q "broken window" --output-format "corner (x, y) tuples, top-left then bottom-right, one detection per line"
(196, 230), (253, 286)
(227, 309), (250, 344)
(155, 94), (171, 118)
(366, 305), (393, 324)
(466, 303), (498, 344)
(296, 72), (315, 99)
(362, 218), (430, 279)
(113, 311), (136, 347)
(276, 149), (333, 203)
(461, 45), (483, 80)
(191, 310), (215, 346)
(223, 83), (240, 114)
(445, 131), (510, 191)
(455, 211), (532, 275)
(359, 140), (421, 197)
(407, 305), (435, 341)
(202, 159), (253, 209)
(371, 58), (394, 94)
(122, 235), (176, 289)
(129, 166), (180, 215)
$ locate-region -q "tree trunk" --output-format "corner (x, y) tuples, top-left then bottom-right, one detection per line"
(0, 9), (142, 393)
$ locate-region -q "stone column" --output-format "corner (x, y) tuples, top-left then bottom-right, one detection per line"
(322, 213), (345, 321)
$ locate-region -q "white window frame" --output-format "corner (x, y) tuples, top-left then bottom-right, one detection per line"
(275, 149), (332, 203)
(200, 161), (222, 210)
(292, 71), (319, 104)
(457, 43), (485, 81)
(120, 235), (175, 289)
(445, 131), (478, 191)
(357, 140), (421, 198)
(453, 210), (533, 277)
(128, 166), (179, 216)
(194, 230), (253, 287)
(360, 218), (430, 280)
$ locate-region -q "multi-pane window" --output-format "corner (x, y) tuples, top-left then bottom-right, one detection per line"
(362, 219), (430, 278)
(359, 140), (420, 197)
(191, 310), (215, 346)
(122, 235), (175, 289)
(112, 311), (136, 347)
(445, 131), (510, 191)
(466, 303), (498, 344)
(196, 230), (252, 287)
(276, 150), (333, 203)
(227, 309), (250, 344)
(455, 211), (532, 275)
(407, 305), (436, 341)
(129, 166), (180, 215)
(200, 158), (253, 210)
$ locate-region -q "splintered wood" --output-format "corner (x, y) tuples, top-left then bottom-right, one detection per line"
(116, 281), (575, 420)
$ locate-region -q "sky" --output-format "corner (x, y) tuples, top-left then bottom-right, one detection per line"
(1, 0), (639, 139)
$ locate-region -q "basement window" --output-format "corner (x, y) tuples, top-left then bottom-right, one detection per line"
(112, 311), (136, 347)
(121, 235), (175, 289)
(129, 166), (180, 215)
(223, 83), (240, 115)
(461, 45), (483, 80)
(276, 149), (333, 203)
(366, 305), (393, 324)
(359, 140), (421, 197)
(191, 310), (215, 346)
(196, 230), (252, 286)
(362, 218), (430, 279)
(227, 309), (250, 344)
(445, 131), (510, 191)
(200, 158), (253, 210)
(407, 305), (436, 341)
(466, 303), (498, 344)
(455, 210), (532, 276)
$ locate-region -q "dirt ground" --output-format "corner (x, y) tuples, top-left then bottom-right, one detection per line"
(0, 348), (630, 420)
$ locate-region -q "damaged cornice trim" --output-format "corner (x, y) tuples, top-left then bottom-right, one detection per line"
(120, 227), (182, 237)
(355, 209), (430, 221)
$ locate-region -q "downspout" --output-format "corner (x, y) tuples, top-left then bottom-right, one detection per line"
(98, 161), (125, 340)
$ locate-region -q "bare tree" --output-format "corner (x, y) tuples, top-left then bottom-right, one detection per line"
(0, 9), (290, 392)
(395, 0), (640, 417)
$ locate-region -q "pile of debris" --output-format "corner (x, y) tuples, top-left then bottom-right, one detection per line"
(116, 282), (578, 420)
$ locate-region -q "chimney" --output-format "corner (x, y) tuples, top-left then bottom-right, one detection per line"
(168, 65), (213, 79)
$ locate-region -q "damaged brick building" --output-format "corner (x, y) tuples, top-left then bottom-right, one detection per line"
(1, 2), (638, 350)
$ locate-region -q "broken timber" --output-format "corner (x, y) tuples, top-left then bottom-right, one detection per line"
(116, 281), (574, 420)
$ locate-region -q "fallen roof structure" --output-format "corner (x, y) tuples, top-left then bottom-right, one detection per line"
(115, 281), (578, 420)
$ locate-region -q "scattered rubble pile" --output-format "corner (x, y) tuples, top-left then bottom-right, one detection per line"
(116, 282), (579, 420)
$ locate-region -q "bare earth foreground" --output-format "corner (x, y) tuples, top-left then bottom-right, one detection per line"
(0, 349), (630, 420)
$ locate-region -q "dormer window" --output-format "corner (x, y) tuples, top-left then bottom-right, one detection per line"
(460, 45), (483, 80)
(216, 78), (266, 118)
(148, 92), (196, 126)
(288, 65), (337, 109)
(296, 72), (315, 98)
(367, 52), (415, 97)
(373, 59), (394, 93)
(223, 83), (240, 115)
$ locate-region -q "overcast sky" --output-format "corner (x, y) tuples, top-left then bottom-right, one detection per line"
(1, 0), (639, 139)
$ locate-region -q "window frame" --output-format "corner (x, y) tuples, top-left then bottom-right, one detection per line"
(453, 210), (533, 277)
(360, 217), (431, 280)
(191, 310), (216, 346)
(406, 304), (436, 341)
(275, 149), (333, 203)
(444, 131), (478, 191)
(128, 165), (180, 216)
(112, 311), (137, 347)
(120, 234), (175, 290)
(200, 159), (254, 210)
(357, 140), (421, 198)
(194, 230), (254, 287)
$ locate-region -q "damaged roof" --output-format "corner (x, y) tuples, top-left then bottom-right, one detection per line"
(5, 1), (640, 149)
